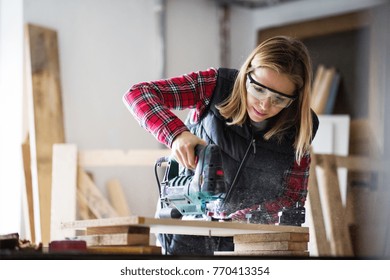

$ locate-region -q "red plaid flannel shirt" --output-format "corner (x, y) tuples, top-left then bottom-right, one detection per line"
(123, 68), (311, 222)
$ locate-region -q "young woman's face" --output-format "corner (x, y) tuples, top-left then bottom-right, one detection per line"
(246, 67), (296, 123)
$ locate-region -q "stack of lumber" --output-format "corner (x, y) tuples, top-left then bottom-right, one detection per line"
(71, 225), (161, 255)
(311, 64), (340, 115)
(216, 232), (309, 256)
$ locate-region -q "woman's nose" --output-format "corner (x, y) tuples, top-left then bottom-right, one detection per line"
(259, 97), (271, 110)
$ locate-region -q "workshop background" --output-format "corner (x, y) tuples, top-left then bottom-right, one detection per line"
(1, 0), (389, 258)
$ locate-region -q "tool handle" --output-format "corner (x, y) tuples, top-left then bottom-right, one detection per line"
(194, 144), (206, 165)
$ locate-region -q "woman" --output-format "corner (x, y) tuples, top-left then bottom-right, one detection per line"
(123, 36), (319, 255)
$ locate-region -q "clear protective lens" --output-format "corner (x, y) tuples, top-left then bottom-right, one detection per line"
(246, 79), (293, 108)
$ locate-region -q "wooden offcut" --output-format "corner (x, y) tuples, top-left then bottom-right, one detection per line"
(25, 23), (66, 245)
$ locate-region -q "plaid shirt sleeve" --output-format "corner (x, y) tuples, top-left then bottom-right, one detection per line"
(229, 152), (312, 224)
(123, 68), (218, 147)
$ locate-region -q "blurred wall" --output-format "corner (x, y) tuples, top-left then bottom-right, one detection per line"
(23, 0), (220, 220)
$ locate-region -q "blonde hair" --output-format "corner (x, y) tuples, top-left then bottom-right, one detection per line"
(217, 36), (313, 163)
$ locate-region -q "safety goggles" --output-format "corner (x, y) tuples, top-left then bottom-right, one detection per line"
(246, 72), (296, 108)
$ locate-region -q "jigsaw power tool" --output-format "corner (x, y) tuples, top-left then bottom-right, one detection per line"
(155, 144), (228, 220)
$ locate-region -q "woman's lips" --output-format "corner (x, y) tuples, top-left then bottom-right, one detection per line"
(253, 107), (267, 117)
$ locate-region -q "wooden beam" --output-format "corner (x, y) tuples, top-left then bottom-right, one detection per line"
(25, 23), (65, 245)
(318, 154), (354, 256)
(307, 152), (331, 256)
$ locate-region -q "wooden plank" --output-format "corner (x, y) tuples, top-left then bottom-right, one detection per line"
(307, 152), (331, 256)
(25, 23), (66, 245)
(50, 144), (77, 242)
(234, 232), (309, 244)
(73, 233), (149, 246)
(78, 149), (170, 167)
(21, 134), (36, 244)
(87, 245), (161, 255)
(86, 225), (149, 235)
(215, 250), (309, 257)
(311, 64), (326, 106)
(61, 216), (309, 237)
(311, 67), (336, 115)
(106, 179), (131, 216)
(77, 168), (118, 219)
(235, 241), (308, 252)
(318, 154), (354, 256)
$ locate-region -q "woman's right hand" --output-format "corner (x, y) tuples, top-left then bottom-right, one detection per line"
(171, 131), (207, 170)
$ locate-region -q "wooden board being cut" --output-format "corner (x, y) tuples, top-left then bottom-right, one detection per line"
(61, 216), (308, 237)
